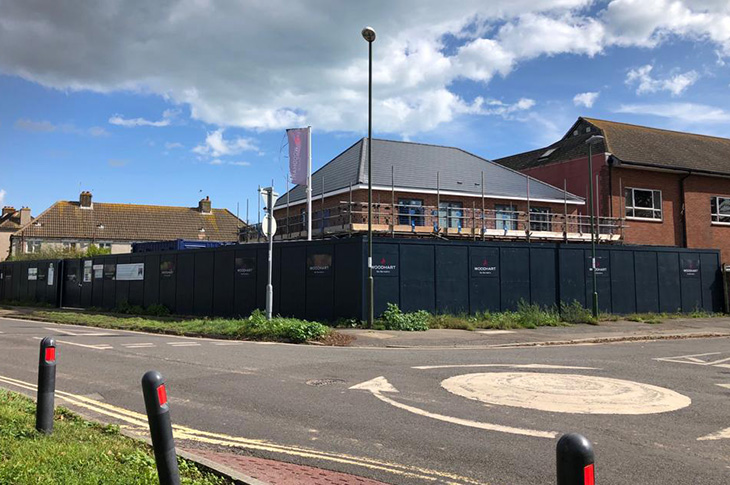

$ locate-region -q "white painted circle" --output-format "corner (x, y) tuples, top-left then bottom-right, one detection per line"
(441, 372), (691, 415)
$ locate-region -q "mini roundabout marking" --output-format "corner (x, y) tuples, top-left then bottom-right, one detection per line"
(351, 364), (692, 439)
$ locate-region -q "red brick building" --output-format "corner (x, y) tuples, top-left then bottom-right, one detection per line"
(495, 117), (730, 263)
(271, 138), (616, 242)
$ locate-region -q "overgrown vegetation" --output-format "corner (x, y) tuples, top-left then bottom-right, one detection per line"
(7, 244), (111, 262)
(0, 390), (229, 484)
(378, 303), (431, 331)
(362, 300), (718, 331)
(24, 308), (331, 343)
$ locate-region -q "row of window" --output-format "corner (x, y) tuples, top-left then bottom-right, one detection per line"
(25, 241), (113, 253)
(624, 188), (730, 224)
(395, 199), (552, 231)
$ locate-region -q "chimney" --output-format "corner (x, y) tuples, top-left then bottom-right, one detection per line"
(19, 207), (31, 226)
(2, 206), (15, 217)
(198, 196), (212, 214)
(79, 191), (93, 209)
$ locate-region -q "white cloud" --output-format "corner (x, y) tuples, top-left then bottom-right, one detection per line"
(573, 91), (600, 108)
(193, 129), (260, 158)
(164, 142), (183, 149)
(0, 189), (6, 206)
(109, 109), (177, 127)
(1, 1), (729, 135)
(615, 102), (730, 122)
(209, 159), (250, 167)
(14, 118), (108, 136)
(626, 64), (699, 96)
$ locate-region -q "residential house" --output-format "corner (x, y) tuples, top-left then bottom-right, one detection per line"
(271, 138), (610, 241)
(494, 117), (730, 263)
(11, 191), (245, 256)
(0, 206), (31, 261)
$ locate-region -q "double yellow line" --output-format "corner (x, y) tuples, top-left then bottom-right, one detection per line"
(0, 374), (484, 485)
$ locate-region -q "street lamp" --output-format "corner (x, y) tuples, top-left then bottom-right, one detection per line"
(362, 26), (376, 327)
(585, 134), (604, 318)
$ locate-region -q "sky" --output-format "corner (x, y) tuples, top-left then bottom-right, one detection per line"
(1, 0), (730, 222)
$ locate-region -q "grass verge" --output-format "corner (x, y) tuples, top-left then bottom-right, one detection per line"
(13, 308), (334, 344)
(0, 389), (229, 484)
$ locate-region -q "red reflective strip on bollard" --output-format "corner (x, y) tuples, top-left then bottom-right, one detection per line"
(157, 384), (167, 406)
(584, 464), (595, 485)
(45, 347), (55, 362)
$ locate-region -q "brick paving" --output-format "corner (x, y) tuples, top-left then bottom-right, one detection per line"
(190, 449), (389, 485)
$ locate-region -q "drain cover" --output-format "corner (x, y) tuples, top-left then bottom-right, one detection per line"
(306, 378), (346, 387)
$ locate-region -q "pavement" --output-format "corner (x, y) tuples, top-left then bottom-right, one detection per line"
(340, 316), (730, 348)
(1, 311), (730, 484)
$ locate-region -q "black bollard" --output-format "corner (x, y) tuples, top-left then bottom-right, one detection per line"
(141, 370), (180, 485)
(36, 337), (56, 434)
(556, 433), (595, 485)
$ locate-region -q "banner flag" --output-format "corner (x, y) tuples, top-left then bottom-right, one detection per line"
(287, 127), (309, 186)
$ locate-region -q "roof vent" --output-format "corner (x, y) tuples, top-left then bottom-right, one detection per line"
(539, 148), (557, 159)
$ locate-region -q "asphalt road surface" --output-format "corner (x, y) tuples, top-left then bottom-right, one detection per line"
(1, 315), (729, 484)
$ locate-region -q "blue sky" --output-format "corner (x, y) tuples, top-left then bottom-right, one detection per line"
(1, 1), (730, 221)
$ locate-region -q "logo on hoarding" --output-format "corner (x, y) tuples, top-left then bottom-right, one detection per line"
(472, 255), (498, 277)
(681, 258), (700, 278)
(307, 253), (332, 276)
(373, 254), (398, 276)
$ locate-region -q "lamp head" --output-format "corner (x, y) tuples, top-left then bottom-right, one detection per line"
(361, 26), (376, 43)
(585, 134), (604, 145)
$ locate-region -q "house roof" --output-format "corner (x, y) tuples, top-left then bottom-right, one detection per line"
(275, 138), (582, 207)
(495, 117), (730, 176)
(0, 210), (29, 232)
(13, 201), (244, 242)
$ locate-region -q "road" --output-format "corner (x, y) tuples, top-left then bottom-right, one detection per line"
(0, 315), (729, 484)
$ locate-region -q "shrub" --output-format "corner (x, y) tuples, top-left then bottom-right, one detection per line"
(560, 300), (598, 324)
(379, 303), (430, 331)
(244, 309), (330, 343)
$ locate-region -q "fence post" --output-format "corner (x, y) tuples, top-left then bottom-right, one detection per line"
(556, 433), (595, 485)
(142, 370), (180, 485)
(36, 337), (56, 434)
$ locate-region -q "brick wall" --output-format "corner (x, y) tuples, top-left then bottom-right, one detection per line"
(684, 175), (730, 263)
(608, 167), (684, 248)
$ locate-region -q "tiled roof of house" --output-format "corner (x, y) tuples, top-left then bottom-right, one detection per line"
(14, 201), (244, 242)
(0, 210), (28, 231)
(495, 117), (730, 176)
(275, 138), (583, 207)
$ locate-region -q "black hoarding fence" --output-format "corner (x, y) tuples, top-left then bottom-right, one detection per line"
(0, 237), (724, 321)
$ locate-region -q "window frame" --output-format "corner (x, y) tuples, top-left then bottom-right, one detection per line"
(529, 206), (552, 232)
(495, 204), (518, 231)
(438, 201), (464, 229)
(398, 198), (424, 227)
(625, 187), (663, 222)
(25, 240), (42, 254)
(711, 196), (730, 225)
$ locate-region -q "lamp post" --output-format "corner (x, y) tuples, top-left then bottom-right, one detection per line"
(362, 26), (376, 327)
(586, 134), (604, 318)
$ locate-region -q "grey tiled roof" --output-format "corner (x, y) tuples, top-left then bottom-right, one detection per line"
(275, 138), (582, 207)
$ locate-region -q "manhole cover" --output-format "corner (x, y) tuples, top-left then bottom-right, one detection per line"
(306, 378), (346, 387)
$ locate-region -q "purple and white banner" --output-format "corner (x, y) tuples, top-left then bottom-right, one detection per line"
(287, 127), (309, 186)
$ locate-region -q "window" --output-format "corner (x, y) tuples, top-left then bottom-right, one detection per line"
(530, 207), (551, 231)
(438, 201), (463, 229)
(625, 188), (662, 220)
(25, 241), (41, 253)
(62, 242), (77, 250)
(398, 198), (424, 226)
(97, 242), (112, 249)
(711, 196), (730, 224)
(495, 204), (517, 230)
